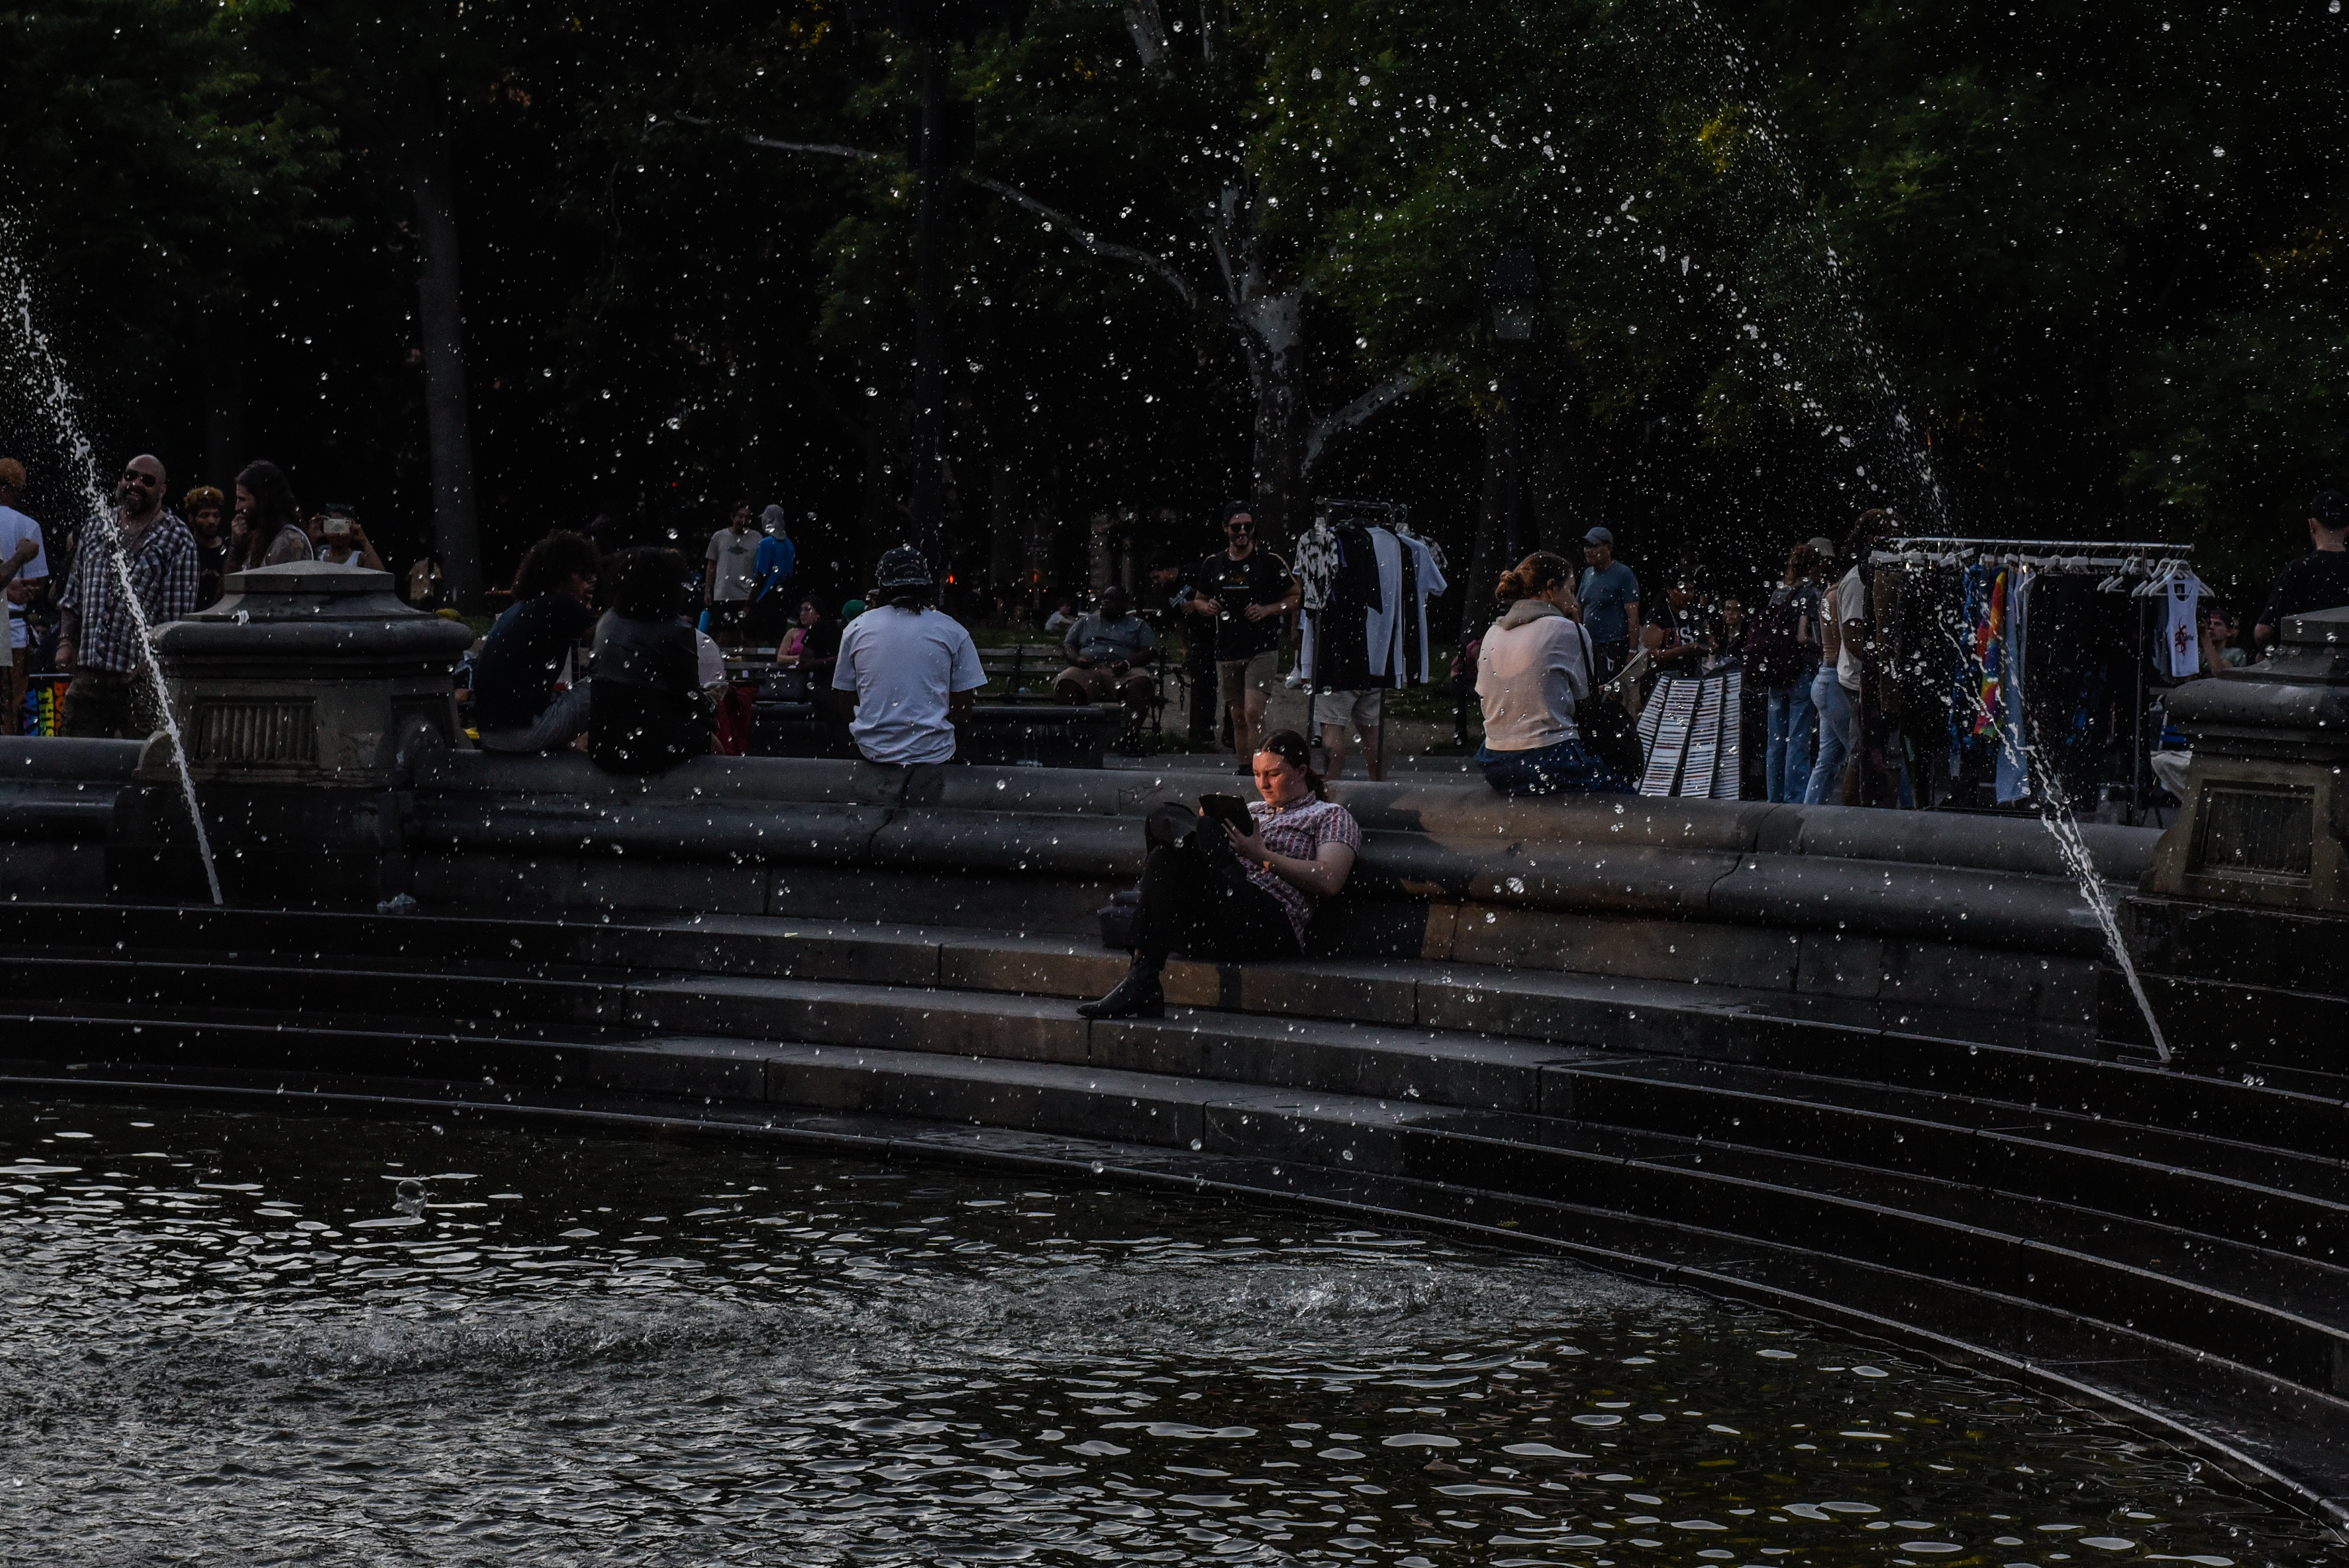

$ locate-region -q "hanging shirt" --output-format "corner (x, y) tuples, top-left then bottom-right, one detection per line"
(1397, 531), (1449, 683)
(1293, 523), (1340, 611)
(1365, 528), (1404, 682)
(2157, 571), (2202, 679)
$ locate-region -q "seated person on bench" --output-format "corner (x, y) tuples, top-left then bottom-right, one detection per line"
(1078, 729), (1361, 1019)
(1053, 586), (1157, 724)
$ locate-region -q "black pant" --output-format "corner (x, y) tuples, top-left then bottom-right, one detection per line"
(1132, 839), (1303, 966)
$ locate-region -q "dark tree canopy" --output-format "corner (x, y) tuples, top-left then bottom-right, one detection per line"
(0, 0), (2339, 611)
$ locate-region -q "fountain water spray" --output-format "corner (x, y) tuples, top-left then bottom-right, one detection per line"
(1604, 5), (2165, 1056)
(1926, 576), (2172, 1062)
(0, 214), (223, 905)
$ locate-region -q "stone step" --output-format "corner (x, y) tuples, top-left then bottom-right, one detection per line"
(14, 991), (2349, 1405)
(1552, 1057), (2349, 1241)
(6, 941), (2345, 1243)
(0, 897), (2091, 1048)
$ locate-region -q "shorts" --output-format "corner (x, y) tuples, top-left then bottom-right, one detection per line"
(1055, 665), (1153, 704)
(1314, 688), (1384, 733)
(1216, 650), (1278, 709)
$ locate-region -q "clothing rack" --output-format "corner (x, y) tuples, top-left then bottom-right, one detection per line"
(1876, 538), (2192, 577)
(1869, 537), (2196, 822)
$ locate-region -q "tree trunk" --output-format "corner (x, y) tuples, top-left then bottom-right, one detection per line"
(198, 293), (246, 489)
(1250, 363), (1303, 545)
(403, 104), (484, 610)
(1465, 406), (1518, 639)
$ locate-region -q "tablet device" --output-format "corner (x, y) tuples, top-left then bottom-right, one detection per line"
(1199, 793), (1254, 835)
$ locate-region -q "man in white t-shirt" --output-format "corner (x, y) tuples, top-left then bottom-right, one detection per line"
(832, 545), (985, 765)
(0, 459), (51, 736)
(702, 500), (759, 648)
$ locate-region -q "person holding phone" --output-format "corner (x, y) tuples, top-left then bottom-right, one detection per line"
(1078, 729), (1361, 1019)
(311, 506), (384, 571)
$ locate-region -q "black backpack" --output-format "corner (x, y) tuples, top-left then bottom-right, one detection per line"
(1741, 588), (1815, 689)
(1574, 623), (1645, 785)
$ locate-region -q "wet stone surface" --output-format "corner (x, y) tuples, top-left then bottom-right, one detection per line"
(0, 1097), (2335, 1566)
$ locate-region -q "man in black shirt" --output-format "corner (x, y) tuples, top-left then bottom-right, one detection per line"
(473, 531), (601, 752)
(1186, 503), (1296, 765)
(2254, 490), (2349, 654)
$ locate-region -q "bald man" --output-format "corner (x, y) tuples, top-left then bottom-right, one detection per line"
(56, 453), (198, 739)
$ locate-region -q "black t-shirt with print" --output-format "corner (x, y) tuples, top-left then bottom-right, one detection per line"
(1196, 549), (1292, 661)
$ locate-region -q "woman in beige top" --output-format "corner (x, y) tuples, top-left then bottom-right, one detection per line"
(234, 459), (313, 570)
(1475, 551), (1635, 795)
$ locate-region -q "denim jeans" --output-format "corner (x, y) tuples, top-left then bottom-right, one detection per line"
(1764, 676), (1819, 803)
(1802, 669), (1855, 805)
(477, 680), (592, 753)
(1478, 737), (1636, 796)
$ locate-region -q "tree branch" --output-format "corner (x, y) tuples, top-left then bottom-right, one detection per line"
(966, 175), (1199, 314)
(668, 112), (884, 163)
(1303, 369), (1425, 475)
(671, 113), (1199, 313)
(1119, 0), (1170, 73)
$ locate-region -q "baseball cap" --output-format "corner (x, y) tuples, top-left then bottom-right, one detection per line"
(1808, 535), (1837, 560)
(2311, 490), (2348, 530)
(874, 544), (933, 589)
(1582, 526), (1614, 546)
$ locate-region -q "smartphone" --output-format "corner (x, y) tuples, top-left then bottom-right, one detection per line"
(324, 516), (352, 537)
(1199, 793), (1254, 835)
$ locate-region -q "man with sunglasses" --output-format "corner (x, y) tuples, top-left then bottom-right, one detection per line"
(55, 454), (197, 739)
(1187, 502), (1297, 768)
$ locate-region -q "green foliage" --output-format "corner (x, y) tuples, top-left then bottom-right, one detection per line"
(1, 0), (2342, 603)
(0, 0), (336, 423)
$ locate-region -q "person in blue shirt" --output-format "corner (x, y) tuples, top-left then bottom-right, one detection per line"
(749, 504), (797, 644)
(1576, 526), (1642, 685)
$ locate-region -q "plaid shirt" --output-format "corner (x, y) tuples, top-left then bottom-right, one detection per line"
(60, 510), (199, 674)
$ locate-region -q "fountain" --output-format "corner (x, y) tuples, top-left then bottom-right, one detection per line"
(108, 561), (474, 906)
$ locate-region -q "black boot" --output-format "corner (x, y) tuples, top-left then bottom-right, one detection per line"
(1078, 957), (1165, 1019)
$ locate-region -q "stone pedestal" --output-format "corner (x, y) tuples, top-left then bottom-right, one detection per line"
(2128, 604), (2347, 1074)
(110, 563), (476, 906)
(2142, 604), (2348, 914)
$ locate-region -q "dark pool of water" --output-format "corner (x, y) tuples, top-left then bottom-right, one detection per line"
(0, 1096), (2335, 1566)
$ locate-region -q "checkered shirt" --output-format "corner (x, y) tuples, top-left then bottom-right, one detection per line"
(60, 510), (199, 673)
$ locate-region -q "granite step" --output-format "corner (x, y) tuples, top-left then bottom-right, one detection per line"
(13, 990), (2349, 1404)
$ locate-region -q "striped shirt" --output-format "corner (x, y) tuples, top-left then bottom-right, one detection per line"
(1243, 796), (1364, 943)
(59, 511), (198, 674)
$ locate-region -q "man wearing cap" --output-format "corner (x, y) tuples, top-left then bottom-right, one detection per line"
(2252, 491), (2349, 654)
(0, 459), (48, 736)
(833, 544), (985, 765)
(1576, 528), (1642, 685)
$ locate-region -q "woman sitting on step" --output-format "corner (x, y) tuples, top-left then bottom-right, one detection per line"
(1475, 550), (1637, 796)
(1079, 729), (1362, 1020)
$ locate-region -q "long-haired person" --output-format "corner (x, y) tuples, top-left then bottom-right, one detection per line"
(233, 460), (310, 569)
(1474, 551), (1635, 796)
(472, 531), (600, 753)
(1078, 729), (1361, 1019)
(589, 547), (711, 773)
